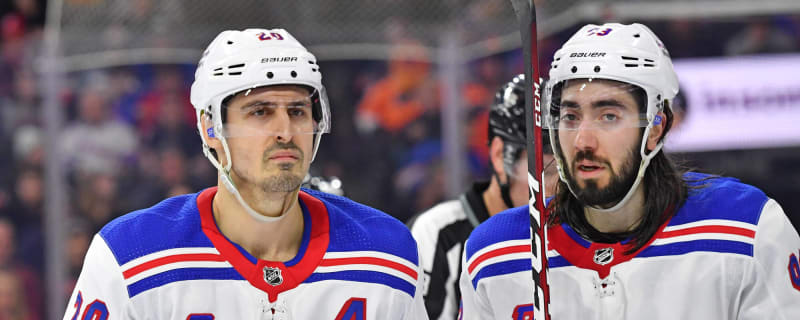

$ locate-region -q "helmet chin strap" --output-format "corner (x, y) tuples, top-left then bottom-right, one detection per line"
(585, 153), (650, 213)
(587, 123), (663, 213)
(220, 171), (292, 223)
(494, 173), (516, 209)
(217, 137), (291, 223)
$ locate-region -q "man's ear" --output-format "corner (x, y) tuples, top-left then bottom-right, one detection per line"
(201, 113), (223, 151)
(646, 111), (667, 152)
(489, 136), (507, 182)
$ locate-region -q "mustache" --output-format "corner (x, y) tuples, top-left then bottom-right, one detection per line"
(573, 150), (609, 166)
(262, 141), (304, 160)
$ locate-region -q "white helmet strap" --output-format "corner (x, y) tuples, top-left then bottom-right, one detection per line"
(220, 169), (289, 223)
(202, 115), (299, 223)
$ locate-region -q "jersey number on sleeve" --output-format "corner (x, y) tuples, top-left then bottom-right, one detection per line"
(789, 250), (800, 291)
(512, 304), (534, 320)
(335, 297), (366, 320)
(70, 292), (109, 320)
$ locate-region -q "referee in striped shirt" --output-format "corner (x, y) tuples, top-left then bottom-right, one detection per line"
(408, 74), (557, 320)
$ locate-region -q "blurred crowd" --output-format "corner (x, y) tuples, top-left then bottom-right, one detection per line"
(1, 0), (799, 318)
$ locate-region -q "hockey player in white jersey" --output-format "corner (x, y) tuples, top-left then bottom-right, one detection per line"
(459, 22), (800, 319)
(64, 28), (428, 320)
(409, 75), (556, 320)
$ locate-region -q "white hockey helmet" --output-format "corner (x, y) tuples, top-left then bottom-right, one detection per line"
(190, 28), (330, 222)
(544, 23), (679, 212)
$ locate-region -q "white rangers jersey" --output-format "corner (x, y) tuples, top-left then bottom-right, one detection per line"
(460, 174), (800, 319)
(64, 187), (428, 320)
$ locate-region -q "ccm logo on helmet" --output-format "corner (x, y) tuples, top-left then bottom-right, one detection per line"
(261, 57), (298, 63)
(569, 52), (606, 58)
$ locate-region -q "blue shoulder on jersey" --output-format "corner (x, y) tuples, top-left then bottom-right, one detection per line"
(302, 189), (420, 297)
(304, 188), (419, 265)
(636, 172), (769, 259)
(464, 206), (531, 289)
(99, 192), (215, 266)
(670, 172), (768, 226)
(99, 191), (242, 298)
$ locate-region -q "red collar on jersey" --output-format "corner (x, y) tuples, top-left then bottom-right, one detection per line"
(548, 219), (669, 279)
(197, 187), (330, 302)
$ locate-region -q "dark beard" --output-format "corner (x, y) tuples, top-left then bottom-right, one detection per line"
(564, 146), (640, 208)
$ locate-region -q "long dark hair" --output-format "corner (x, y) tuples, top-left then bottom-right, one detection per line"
(547, 91), (691, 254)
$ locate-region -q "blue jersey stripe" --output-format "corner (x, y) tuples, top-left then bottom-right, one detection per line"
(638, 239), (753, 258)
(470, 258), (530, 289)
(547, 255), (572, 269)
(305, 270), (416, 297)
(127, 268), (244, 298)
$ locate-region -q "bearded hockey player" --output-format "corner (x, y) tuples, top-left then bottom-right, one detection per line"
(459, 23), (800, 319)
(409, 75), (556, 320)
(64, 28), (427, 320)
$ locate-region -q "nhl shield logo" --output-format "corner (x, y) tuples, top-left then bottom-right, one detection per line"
(263, 266), (283, 286)
(593, 247), (614, 265)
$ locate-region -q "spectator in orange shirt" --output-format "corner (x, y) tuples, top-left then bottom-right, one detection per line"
(355, 39), (439, 134)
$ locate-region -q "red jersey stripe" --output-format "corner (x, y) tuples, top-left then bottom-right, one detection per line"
(660, 225), (755, 239)
(320, 257), (417, 280)
(123, 253), (227, 279)
(467, 244), (531, 274)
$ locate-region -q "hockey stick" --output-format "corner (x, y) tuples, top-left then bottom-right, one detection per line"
(509, 0), (551, 319)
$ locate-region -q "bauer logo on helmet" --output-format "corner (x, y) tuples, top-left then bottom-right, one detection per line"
(261, 57), (298, 63)
(569, 52), (607, 58)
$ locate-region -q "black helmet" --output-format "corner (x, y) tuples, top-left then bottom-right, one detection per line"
(488, 74), (552, 153)
(488, 74), (553, 209)
(488, 74), (527, 147)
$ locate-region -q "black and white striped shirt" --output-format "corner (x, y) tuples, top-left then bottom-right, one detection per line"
(408, 182), (492, 320)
